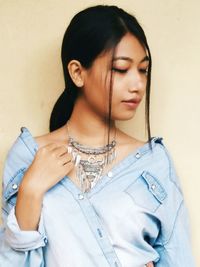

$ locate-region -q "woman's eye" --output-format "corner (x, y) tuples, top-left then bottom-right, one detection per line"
(112, 67), (148, 75)
(112, 68), (128, 74)
(139, 68), (148, 75)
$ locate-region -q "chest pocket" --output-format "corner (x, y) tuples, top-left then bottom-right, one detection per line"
(124, 170), (167, 213)
(3, 167), (26, 214)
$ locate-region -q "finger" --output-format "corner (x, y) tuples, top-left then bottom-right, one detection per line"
(43, 143), (59, 150)
(63, 159), (72, 165)
(60, 153), (73, 165)
(63, 161), (74, 172)
(52, 146), (69, 157)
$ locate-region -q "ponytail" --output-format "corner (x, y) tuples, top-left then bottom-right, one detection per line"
(49, 87), (78, 132)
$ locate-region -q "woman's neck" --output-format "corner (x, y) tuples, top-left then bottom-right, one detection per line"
(64, 97), (117, 146)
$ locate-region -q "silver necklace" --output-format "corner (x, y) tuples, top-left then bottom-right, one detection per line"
(66, 122), (117, 193)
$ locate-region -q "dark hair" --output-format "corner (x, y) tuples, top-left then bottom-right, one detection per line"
(49, 5), (152, 148)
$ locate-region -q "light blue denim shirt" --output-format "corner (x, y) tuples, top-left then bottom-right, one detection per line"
(0, 127), (196, 267)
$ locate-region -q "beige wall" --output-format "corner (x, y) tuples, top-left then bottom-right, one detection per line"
(0, 0), (199, 265)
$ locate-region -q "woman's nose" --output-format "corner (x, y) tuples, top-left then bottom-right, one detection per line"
(128, 70), (144, 92)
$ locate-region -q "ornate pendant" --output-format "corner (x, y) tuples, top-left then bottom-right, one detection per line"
(68, 139), (117, 192)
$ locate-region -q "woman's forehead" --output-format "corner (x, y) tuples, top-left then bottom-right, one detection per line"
(114, 33), (147, 62)
(96, 34), (147, 65)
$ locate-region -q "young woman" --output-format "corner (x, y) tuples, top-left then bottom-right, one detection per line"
(0, 5), (196, 267)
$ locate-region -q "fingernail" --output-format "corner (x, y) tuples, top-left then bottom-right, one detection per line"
(75, 155), (81, 166)
(67, 146), (72, 153)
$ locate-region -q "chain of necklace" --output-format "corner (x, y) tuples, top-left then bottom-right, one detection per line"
(66, 121), (117, 193)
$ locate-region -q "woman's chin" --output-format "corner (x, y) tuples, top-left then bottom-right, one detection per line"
(112, 112), (136, 121)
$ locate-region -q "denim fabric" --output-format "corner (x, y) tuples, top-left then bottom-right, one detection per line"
(0, 127), (196, 267)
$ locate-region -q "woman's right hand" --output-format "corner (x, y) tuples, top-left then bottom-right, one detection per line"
(15, 142), (74, 230)
(20, 142), (74, 195)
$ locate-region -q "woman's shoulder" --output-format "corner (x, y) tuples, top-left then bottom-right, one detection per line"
(3, 125), (65, 176)
(116, 129), (146, 149)
(34, 125), (68, 149)
(118, 130), (173, 176)
(2, 126), (68, 190)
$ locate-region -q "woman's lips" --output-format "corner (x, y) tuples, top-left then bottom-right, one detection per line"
(122, 99), (141, 109)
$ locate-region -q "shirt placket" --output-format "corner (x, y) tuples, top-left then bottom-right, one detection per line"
(76, 192), (122, 267)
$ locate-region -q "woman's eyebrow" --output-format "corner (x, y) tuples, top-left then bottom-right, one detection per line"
(113, 55), (149, 63)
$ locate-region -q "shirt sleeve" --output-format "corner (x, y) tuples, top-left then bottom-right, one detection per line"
(155, 200), (196, 266)
(0, 205), (47, 266)
(0, 133), (47, 266)
(154, 145), (197, 266)
(5, 206), (47, 251)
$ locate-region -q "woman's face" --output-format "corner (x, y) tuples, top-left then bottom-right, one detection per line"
(82, 33), (149, 121)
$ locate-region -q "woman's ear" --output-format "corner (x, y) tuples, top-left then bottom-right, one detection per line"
(67, 60), (84, 87)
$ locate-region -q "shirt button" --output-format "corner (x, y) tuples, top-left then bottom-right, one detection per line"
(12, 184), (18, 190)
(97, 228), (103, 238)
(107, 171), (113, 178)
(151, 184), (156, 190)
(44, 237), (48, 244)
(78, 193), (84, 200)
(135, 152), (141, 159)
